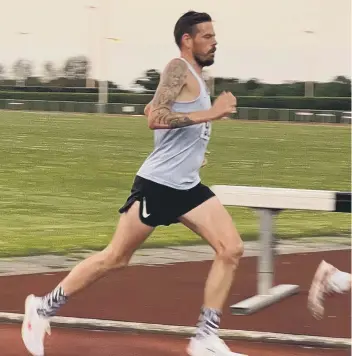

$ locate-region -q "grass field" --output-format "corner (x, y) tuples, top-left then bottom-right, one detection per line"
(0, 111), (350, 257)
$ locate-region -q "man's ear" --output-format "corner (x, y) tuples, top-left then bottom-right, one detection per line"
(181, 33), (193, 49)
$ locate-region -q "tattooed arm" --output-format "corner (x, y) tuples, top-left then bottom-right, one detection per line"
(148, 58), (217, 130)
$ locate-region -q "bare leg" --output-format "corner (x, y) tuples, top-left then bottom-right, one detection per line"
(180, 197), (244, 349)
(61, 202), (153, 296)
(181, 197), (246, 356)
(37, 201), (153, 318)
(22, 201), (154, 356)
(180, 197), (243, 313)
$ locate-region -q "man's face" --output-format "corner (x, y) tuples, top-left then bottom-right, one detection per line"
(191, 22), (217, 67)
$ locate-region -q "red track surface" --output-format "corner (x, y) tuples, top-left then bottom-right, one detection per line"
(1, 324), (350, 356)
(0, 250), (351, 355)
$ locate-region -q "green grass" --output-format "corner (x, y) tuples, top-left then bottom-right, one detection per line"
(0, 111), (350, 257)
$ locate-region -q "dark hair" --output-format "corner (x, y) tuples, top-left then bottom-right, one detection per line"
(174, 11), (212, 48)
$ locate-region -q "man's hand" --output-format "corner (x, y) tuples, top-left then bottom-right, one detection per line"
(210, 91), (237, 119)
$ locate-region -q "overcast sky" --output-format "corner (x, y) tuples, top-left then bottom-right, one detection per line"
(1, 0), (351, 88)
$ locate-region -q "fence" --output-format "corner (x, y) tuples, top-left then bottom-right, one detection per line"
(0, 99), (351, 124)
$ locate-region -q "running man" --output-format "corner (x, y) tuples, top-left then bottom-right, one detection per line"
(308, 260), (351, 319)
(22, 11), (246, 356)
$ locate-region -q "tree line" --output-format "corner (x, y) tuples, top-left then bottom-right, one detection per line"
(0, 55), (118, 89)
(135, 69), (351, 97)
(0, 56), (350, 97)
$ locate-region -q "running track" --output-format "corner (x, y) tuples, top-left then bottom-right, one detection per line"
(1, 324), (350, 356)
(0, 250), (350, 355)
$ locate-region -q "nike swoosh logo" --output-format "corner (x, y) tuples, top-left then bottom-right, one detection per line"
(142, 197), (150, 218)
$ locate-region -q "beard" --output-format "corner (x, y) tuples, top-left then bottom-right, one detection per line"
(194, 53), (215, 68)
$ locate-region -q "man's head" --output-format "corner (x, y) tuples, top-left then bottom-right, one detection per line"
(174, 11), (217, 67)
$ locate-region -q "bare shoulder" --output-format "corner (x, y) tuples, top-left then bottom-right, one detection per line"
(159, 58), (189, 84)
(151, 58), (189, 108)
(163, 58), (188, 74)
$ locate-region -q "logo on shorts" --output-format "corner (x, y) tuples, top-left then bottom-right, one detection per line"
(142, 197), (151, 218)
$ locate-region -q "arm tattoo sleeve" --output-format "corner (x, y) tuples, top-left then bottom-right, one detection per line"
(150, 59), (196, 129)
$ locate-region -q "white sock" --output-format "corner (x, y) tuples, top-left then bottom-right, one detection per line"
(37, 285), (68, 317)
(328, 270), (351, 293)
(196, 307), (221, 339)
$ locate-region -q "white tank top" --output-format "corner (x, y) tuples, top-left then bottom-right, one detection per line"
(137, 58), (212, 190)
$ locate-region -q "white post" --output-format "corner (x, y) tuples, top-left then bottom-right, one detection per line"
(17, 32), (30, 86)
(257, 209), (275, 295)
(86, 5), (96, 89)
(97, 0), (109, 114)
(98, 80), (108, 113)
(230, 207), (298, 315)
(303, 30), (315, 97)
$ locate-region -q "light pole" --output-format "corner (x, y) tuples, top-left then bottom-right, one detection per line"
(303, 30), (315, 97)
(96, 0), (108, 114)
(97, 37), (121, 114)
(97, 0), (121, 114)
(86, 5), (96, 88)
(16, 31), (31, 86)
(86, 1), (120, 113)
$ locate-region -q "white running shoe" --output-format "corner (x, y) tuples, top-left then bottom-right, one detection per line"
(187, 334), (248, 356)
(308, 260), (336, 320)
(21, 294), (51, 356)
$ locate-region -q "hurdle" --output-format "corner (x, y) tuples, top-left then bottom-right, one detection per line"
(210, 185), (351, 315)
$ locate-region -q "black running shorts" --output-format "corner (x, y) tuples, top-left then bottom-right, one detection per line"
(119, 175), (215, 227)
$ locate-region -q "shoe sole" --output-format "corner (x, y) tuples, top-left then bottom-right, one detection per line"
(186, 340), (248, 356)
(21, 294), (45, 356)
(308, 260), (336, 319)
(21, 294), (34, 341)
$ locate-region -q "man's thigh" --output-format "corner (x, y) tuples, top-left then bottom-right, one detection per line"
(178, 196), (242, 252)
(109, 201), (155, 259)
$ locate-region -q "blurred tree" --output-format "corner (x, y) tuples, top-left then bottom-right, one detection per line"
(13, 59), (33, 86)
(63, 56), (90, 80)
(245, 78), (261, 91)
(42, 61), (57, 83)
(215, 77), (241, 95)
(135, 69), (160, 91)
(333, 75), (351, 85)
(0, 64), (5, 83)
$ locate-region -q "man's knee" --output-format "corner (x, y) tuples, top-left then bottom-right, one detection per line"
(216, 234), (244, 266)
(99, 245), (131, 270)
